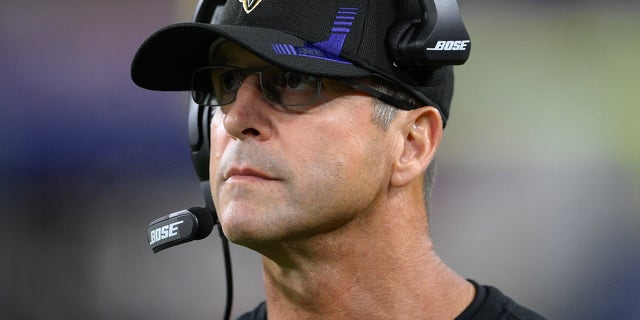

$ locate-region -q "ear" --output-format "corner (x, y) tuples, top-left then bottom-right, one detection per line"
(390, 106), (443, 187)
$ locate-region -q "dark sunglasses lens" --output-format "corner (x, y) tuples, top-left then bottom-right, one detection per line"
(192, 67), (244, 106)
(215, 68), (244, 100)
(262, 67), (320, 106)
(192, 68), (216, 105)
(193, 66), (321, 107)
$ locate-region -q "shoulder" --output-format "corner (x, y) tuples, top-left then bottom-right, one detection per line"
(486, 285), (547, 320)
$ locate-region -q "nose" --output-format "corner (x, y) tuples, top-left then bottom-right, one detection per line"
(221, 75), (274, 141)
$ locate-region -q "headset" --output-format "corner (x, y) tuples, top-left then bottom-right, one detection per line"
(147, 1), (470, 319)
(387, 0), (471, 67)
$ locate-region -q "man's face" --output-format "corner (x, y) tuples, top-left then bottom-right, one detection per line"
(208, 42), (397, 249)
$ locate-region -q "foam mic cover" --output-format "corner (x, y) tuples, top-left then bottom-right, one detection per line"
(148, 207), (215, 253)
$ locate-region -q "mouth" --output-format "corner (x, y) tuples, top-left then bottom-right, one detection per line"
(223, 167), (279, 182)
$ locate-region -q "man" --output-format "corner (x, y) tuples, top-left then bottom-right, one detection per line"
(132, 0), (546, 319)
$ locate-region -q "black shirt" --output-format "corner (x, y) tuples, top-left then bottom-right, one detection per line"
(236, 280), (546, 320)
(457, 280), (546, 319)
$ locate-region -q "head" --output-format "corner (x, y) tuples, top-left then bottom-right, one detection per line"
(213, 47), (445, 252)
(131, 0), (467, 248)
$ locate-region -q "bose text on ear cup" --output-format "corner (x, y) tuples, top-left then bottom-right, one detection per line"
(387, 0), (471, 68)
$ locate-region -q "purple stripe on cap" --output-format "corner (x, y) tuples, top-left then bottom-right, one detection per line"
(272, 44), (298, 56)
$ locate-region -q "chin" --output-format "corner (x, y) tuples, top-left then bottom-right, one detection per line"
(219, 213), (308, 256)
(219, 208), (271, 245)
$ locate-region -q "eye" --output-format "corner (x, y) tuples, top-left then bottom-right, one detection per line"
(284, 72), (301, 88)
(260, 67), (321, 107)
(281, 71), (316, 90)
(219, 70), (243, 92)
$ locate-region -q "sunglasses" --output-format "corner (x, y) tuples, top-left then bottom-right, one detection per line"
(192, 65), (420, 110)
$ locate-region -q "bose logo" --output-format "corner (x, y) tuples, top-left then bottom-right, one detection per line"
(149, 220), (184, 245)
(426, 40), (470, 51)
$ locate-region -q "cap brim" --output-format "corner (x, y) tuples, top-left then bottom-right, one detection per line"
(131, 22), (372, 91)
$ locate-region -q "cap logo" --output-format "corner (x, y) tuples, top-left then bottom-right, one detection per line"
(271, 7), (357, 65)
(238, 0), (262, 14)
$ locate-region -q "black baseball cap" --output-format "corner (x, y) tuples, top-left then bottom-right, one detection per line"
(131, 0), (455, 125)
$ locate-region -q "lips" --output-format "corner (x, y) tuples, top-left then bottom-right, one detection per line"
(217, 143), (285, 183)
(223, 166), (278, 181)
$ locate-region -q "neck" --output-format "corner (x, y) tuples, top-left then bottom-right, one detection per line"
(259, 197), (475, 320)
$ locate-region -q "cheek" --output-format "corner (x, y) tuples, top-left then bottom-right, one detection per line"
(209, 112), (229, 159)
(209, 113), (231, 196)
(284, 114), (389, 208)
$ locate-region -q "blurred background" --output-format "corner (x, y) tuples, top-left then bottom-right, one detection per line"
(2, 0), (639, 319)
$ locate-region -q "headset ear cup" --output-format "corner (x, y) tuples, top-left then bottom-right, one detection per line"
(386, 18), (421, 67)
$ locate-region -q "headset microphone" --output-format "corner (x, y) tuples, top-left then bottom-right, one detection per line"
(147, 207), (215, 253)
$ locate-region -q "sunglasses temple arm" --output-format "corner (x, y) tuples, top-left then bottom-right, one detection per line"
(339, 79), (418, 111)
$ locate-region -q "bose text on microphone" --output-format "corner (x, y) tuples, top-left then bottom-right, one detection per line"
(147, 207), (215, 253)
